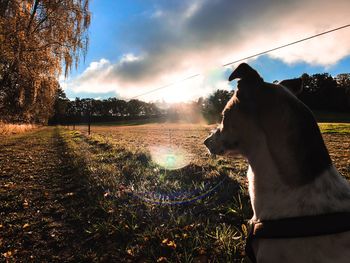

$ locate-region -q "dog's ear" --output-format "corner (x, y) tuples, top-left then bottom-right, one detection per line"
(279, 78), (303, 96)
(228, 63), (262, 82)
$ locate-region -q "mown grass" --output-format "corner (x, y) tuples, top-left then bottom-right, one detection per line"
(62, 128), (251, 262)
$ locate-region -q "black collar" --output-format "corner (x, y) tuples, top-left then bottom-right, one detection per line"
(245, 212), (350, 263)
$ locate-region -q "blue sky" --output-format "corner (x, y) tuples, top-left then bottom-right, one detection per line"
(61, 0), (350, 102)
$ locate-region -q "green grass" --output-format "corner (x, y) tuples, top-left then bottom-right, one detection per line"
(318, 123), (350, 134)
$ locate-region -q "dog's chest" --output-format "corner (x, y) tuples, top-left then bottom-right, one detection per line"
(247, 166), (350, 220)
(247, 165), (350, 262)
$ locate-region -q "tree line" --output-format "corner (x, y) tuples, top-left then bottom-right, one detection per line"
(0, 1), (348, 125)
(49, 90), (162, 124)
(0, 0), (90, 124)
(300, 73), (350, 112)
(50, 71), (350, 125)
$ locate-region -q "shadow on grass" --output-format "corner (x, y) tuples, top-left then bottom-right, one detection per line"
(62, 129), (253, 262)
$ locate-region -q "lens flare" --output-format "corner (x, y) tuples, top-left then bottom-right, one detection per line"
(149, 145), (190, 170)
(131, 176), (227, 205)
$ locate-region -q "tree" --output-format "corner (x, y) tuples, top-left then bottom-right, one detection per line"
(49, 86), (69, 124)
(300, 73), (348, 111)
(202, 89), (233, 123)
(112, 99), (127, 117)
(127, 99), (144, 117)
(336, 74), (350, 110)
(0, 0), (90, 123)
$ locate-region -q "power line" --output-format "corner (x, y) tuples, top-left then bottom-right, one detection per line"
(222, 24), (350, 67)
(130, 24), (350, 99)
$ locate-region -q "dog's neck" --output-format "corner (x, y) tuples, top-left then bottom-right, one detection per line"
(246, 138), (350, 221)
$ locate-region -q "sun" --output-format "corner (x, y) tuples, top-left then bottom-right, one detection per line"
(160, 87), (193, 103)
(156, 76), (204, 103)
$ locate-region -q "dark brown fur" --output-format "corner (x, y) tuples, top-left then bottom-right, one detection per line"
(252, 81), (332, 186)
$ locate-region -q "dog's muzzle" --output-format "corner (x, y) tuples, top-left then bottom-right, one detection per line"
(204, 130), (224, 155)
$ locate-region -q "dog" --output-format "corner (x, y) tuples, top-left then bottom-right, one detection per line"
(204, 63), (350, 263)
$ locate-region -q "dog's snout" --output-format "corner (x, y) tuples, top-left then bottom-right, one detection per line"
(204, 136), (211, 148)
(204, 129), (218, 147)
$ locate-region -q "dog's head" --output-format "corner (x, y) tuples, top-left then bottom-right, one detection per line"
(204, 63), (331, 185)
(204, 63), (265, 157)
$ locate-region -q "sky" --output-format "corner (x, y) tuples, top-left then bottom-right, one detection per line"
(60, 0), (350, 103)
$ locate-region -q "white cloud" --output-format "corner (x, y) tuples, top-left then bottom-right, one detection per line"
(68, 58), (115, 94)
(64, 0), (350, 101)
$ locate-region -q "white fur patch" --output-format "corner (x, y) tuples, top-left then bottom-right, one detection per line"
(247, 138), (350, 262)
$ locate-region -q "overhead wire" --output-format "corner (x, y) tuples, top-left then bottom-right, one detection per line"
(129, 24), (350, 100)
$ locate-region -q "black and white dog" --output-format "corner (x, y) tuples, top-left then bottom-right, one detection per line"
(204, 63), (350, 263)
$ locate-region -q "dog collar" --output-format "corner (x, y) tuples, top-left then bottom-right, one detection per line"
(245, 212), (350, 263)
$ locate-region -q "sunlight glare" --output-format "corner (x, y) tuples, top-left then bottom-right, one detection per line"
(149, 145), (190, 170)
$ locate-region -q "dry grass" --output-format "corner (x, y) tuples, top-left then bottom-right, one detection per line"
(0, 122), (38, 136)
(76, 123), (217, 164)
(74, 122), (350, 181)
(75, 122), (350, 171)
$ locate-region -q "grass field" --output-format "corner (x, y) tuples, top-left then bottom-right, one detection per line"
(1, 122), (349, 262)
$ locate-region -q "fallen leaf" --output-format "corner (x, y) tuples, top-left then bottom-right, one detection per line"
(198, 248), (206, 255)
(4, 182), (15, 188)
(157, 257), (167, 262)
(161, 239), (177, 249)
(183, 224), (195, 231)
(23, 199), (29, 208)
(3, 251), (13, 258)
(166, 240), (176, 249)
(23, 223), (30, 229)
